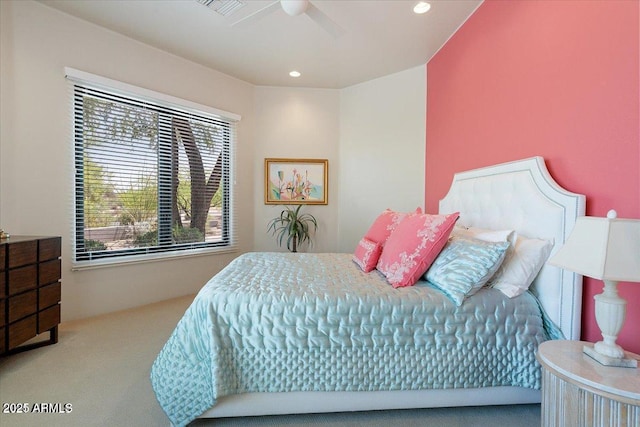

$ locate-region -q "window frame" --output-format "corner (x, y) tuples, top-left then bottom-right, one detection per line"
(66, 68), (240, 270)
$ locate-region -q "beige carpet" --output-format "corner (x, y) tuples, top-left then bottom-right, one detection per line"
(0, 295), (540, 427)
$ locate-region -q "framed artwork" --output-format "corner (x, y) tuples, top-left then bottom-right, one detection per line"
(264, 158), (328, 205)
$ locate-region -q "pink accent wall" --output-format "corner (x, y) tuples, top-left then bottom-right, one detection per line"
(426, 1), (639, 352)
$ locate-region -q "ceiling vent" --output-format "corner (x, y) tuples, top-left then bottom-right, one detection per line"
(196, 0), (246, 17)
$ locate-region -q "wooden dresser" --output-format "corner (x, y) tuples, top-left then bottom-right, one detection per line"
(0, 236), (62, 356)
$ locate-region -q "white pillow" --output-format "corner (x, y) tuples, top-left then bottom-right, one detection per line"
(452, 225), (517, 247)
(489, 234), (554, 298)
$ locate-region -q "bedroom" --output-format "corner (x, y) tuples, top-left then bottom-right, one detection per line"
(1, 0), (638, 425)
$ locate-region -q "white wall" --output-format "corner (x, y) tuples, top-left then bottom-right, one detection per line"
(251, 67), (426, 254)
(0, 1), (255, 321)
(253, 87), (340, 253)
(338, 66), (426, 252)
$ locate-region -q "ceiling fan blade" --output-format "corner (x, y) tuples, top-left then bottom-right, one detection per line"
(231, 1), (280, 27)
(305, 3), (345, 38)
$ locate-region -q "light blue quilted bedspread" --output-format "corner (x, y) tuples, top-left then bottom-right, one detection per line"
(150, 252), (560, 426)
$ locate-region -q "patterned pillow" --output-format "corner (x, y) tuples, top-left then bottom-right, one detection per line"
(376, 212), (459, 288)
(352, 237), (383, 272)
(364, 207), (422, 246)
(425, 236), (510, 306)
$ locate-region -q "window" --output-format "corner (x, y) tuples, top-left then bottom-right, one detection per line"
(67, 69), (239, 267)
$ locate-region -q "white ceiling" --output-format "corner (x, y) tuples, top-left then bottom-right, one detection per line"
(39, 0), (482, 89)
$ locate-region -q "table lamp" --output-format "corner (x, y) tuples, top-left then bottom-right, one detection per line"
(548, 210), (640, 368)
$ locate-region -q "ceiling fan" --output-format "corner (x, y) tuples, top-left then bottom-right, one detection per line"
(232, 0), (345, 38)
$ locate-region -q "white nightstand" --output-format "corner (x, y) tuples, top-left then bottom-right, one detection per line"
(536, 340), (640, 427)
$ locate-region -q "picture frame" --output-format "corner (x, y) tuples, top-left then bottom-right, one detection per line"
(264, 158), (328, 205)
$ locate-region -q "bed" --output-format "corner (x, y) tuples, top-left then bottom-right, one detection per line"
(150, 156), (586, 426)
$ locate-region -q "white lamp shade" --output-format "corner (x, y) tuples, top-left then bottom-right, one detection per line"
(548, 212), (640, 282)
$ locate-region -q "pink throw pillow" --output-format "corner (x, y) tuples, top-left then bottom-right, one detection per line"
(353, 237), (383, 272)
(364, 207), (423, 245)
(377, 212), (459, 288)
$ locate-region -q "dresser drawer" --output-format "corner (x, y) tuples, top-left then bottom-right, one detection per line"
(39, 259), (61, 286)
(0, 299), (7, 326)
(8, 290), (37, 323)
(39, 282), (61, 309)
(8, 265), (37, 295)
(39, 237), (61, 262)
(0, 244), (5, 271)
(0, 326), (5, 354)
(8, 314), (37, 350)
(0, 273), (5, 298)
(38, 305), (60, 334)
(0, 299), (5, 327)
(8, 240), (37, 269)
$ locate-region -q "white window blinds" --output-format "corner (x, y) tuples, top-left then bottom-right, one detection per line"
(66, 68), (239, 267)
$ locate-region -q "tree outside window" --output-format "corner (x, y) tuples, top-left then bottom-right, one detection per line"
(73, 84), (234, 263)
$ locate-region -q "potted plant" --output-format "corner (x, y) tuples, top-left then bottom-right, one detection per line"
(267, 205), (318, 253)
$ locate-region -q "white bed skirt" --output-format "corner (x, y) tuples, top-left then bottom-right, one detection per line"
(201, 387), (541, 418)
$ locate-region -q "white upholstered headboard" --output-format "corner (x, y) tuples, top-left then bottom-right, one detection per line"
(439, 157), (586, 340)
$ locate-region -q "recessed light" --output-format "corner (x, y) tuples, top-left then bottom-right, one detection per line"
(413, 1), (431, 14)
(289, 70), (301, 78)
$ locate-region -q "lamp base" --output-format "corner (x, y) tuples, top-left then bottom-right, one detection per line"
(583, 344), (638, 368)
